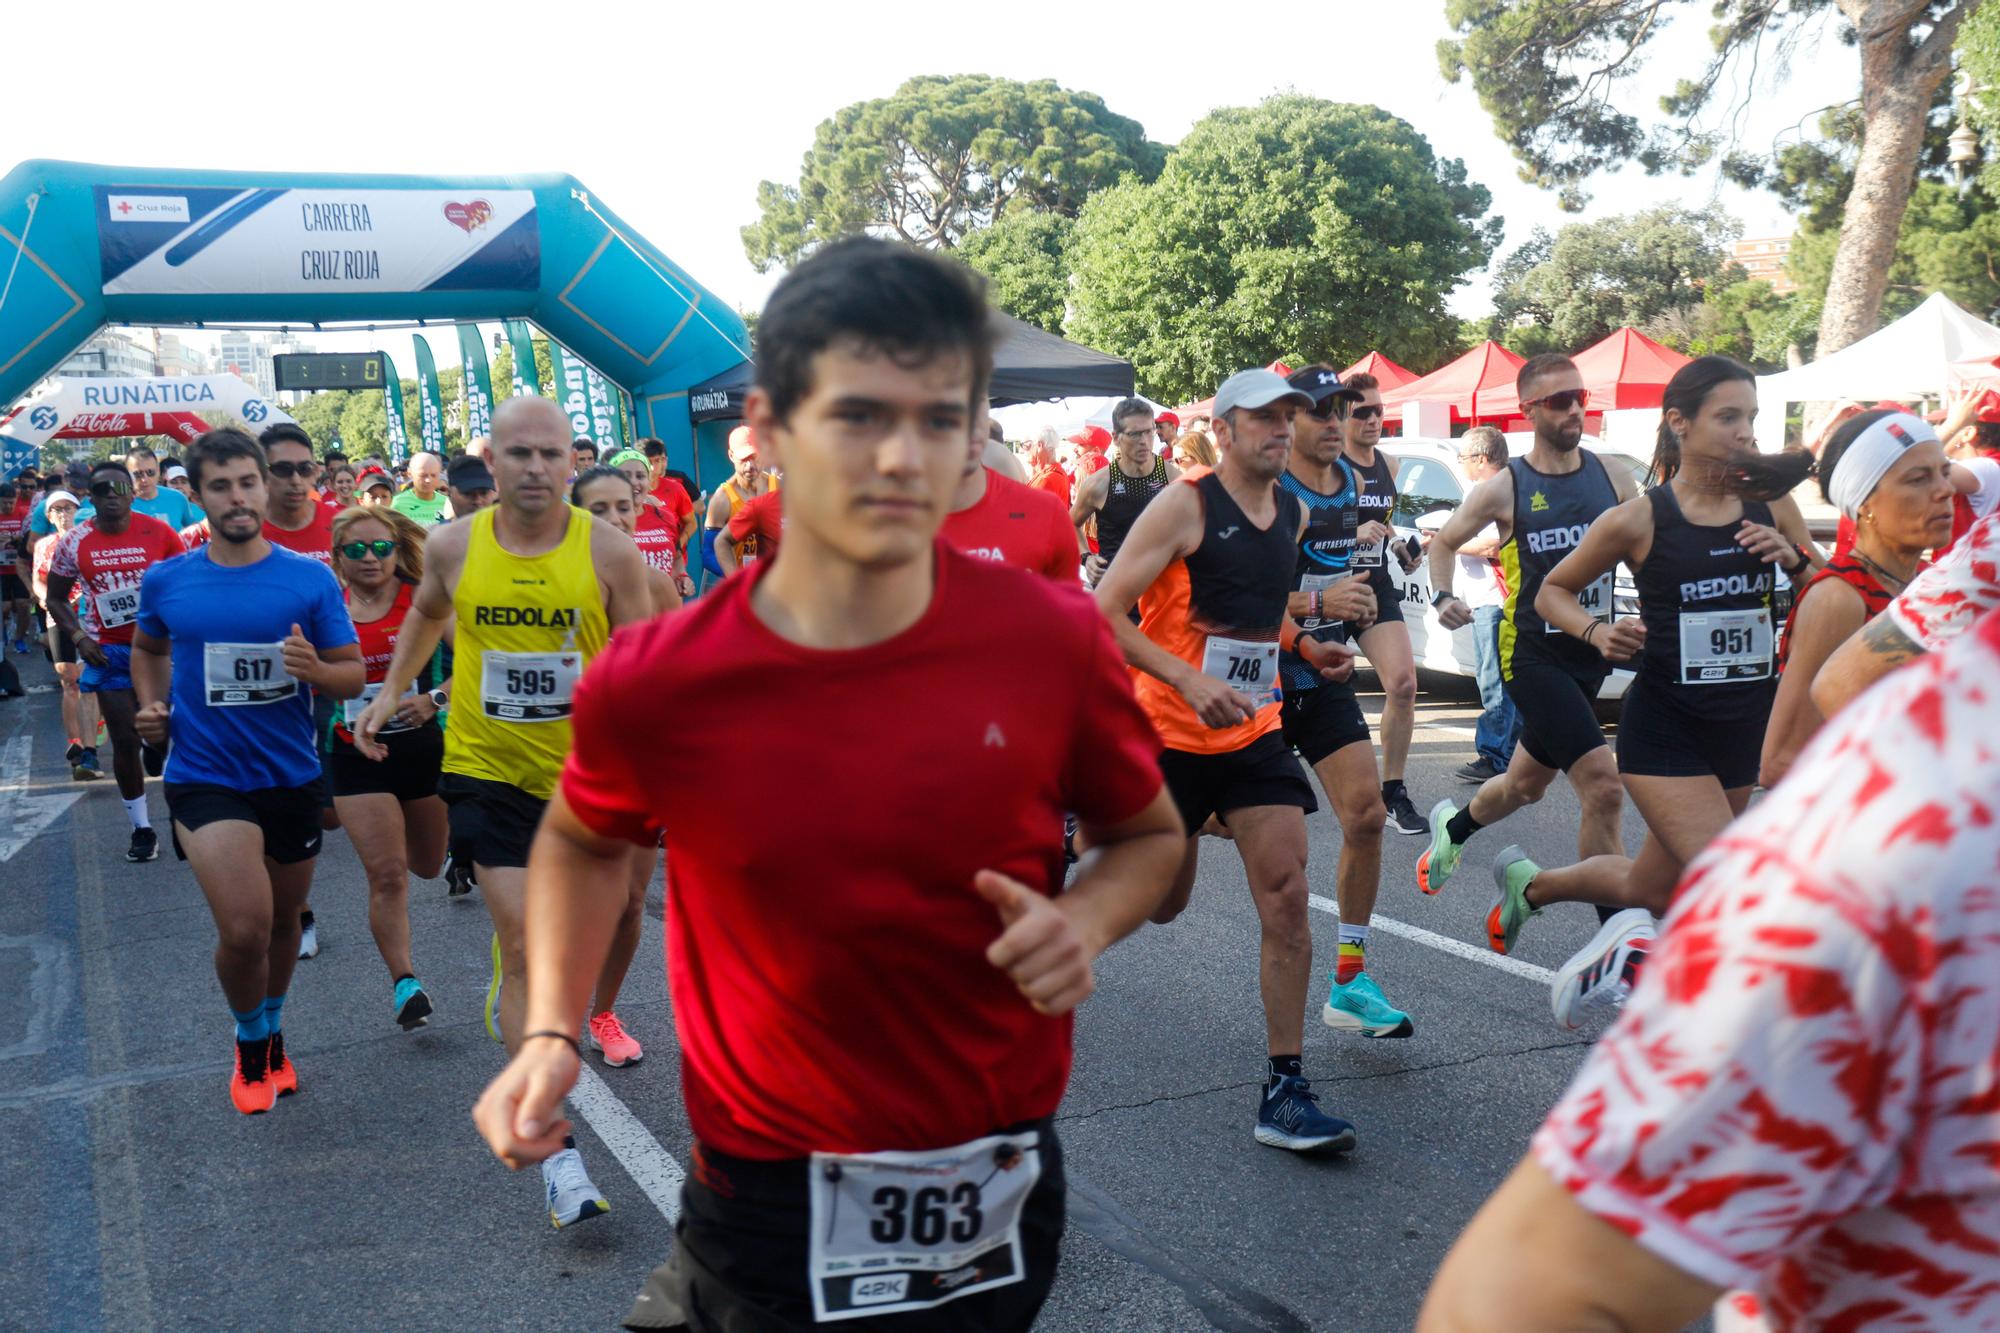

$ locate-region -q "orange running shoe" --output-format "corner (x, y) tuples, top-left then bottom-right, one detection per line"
(588, 1011), (643, 1067)
(231, 1037), (276, 1115)
(267, 1031), (299, 1098)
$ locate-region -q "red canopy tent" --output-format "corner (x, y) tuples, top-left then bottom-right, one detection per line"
(1479, 328), (1690, 418)
(1339, 350), (1419, 422)
(1380, 341), (1526, 424)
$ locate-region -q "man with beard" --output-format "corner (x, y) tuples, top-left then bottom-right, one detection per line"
(180, 425), (337, 567)
(129, 428), (362, 1114)
(1415, 354), (1640, 915)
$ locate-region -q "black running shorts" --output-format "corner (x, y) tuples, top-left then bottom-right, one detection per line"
(623, 1122), (1065, 1332)
(1616, 674), (1772, 789)
(165, 782), (325, 865)
(1362, 567), (1406, 625)
(327, 724), (443, 804)
(46, 623), (76, 665)
(1280, 683), (1372, 767)
(1158, 730), (1318, 834)
(439, 773), (545, 870)
(0, 571), (26, 601)
(1501, 656), (1610, 773)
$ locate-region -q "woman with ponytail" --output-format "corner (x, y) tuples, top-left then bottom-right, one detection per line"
(1508, 356), (1826, 1027)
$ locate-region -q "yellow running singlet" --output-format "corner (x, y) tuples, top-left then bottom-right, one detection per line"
(444, 505), (608, 799)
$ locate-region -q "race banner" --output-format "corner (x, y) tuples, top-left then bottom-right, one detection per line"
(98, 187), (540, 296)
(550, 344), (592, 439)
(457, 323), (495, 438)
(505, 319), (542, 398)
(383, 354), (410, 467)
(585, 366), (623, 447)
(412, 336), (446, 454)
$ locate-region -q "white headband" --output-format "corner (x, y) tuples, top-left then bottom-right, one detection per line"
(44, 489), (79, 509)
(1829, 411), (1937, 521)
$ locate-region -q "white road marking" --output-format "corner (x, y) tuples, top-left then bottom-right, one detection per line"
(0, 735), (86, 862)
(567, 1063), (686, 1223)
(1416, 721), (1479, 740)
(1308, 895), (1557, 984)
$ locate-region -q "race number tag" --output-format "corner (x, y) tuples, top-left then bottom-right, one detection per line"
(1201, 635), (1279, 705)
(1548, 574), (1615, 632)
(94, 585), (141, 630)
(1350, 533), (1384, 570)
(479, 650), (580, 722)
(343, 680), (418, 733)
(1679, 608), (1772, 684)
(807, 1132), (1042, 1324)
(203, 642), (295, 707)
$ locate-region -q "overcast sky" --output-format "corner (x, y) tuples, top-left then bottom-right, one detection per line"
(14, 0), (1847, 376)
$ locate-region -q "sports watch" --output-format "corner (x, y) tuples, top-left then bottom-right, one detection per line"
(428, 688), (449, 709)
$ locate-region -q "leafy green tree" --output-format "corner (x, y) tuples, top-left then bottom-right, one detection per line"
(743, 74), (1164, 270)
(1066, 96), (1499, 404)
(1789, 178), (2000, 324)
(1439, 0), (1976, 357)
(958, 211), (1074, 332)
(286, 391), (347, 451)
(1487, 205), (1742, 348)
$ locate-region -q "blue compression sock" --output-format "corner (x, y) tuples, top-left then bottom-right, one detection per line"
(232, 1004), (269, 1044)
(262, 993), (286, 1034)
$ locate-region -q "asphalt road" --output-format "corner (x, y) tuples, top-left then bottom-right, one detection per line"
(1, 652), (1706, 1332)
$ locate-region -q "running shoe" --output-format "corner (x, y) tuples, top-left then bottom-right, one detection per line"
(65, 741), (82, 767)
(1415, 799), (1463, 896)
(443, 853), (476, 899)
(126, 827), (159, 863)
(230, 1036), (276, 1115)
(1454, 757), (1500, 783)
(484, 932), (504, 1043)
(394, 977), (434, 1031)
(1486, 846), (1542, 956)
(1551, 908), (1655, 1030)
(10, 637), (26, 655)
(140, 739), (166, 778)
(588, 1011), (643, 1067)
(1383, 786), (1427, 835)
(542, 1148), (610, 1229)
(72, 747), (103, 782)
(1321, 972), (1414, 1038)
(297, 912), (319, 960)
(1254, 1075), (1357, 1154)
(267, 1031), (298, 1098)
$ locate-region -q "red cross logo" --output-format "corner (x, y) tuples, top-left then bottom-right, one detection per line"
(116, 201), (132, 215)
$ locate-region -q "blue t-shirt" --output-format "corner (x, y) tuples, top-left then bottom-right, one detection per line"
(136, 544), (357, 789)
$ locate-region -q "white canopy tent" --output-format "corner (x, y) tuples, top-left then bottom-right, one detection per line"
(1755, 293), (2000, 450)
(990, 394), (1172, 442)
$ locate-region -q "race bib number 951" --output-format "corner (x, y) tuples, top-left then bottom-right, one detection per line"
(807, 1132), (1042, 1323)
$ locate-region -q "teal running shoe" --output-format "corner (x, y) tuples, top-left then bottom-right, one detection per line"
(483, 933), (504, 1043)
(1322, 971), (1414, 1038)
(394, 976), (433, 1031)
(1487, 845), (1542, 955)
(1417, 799), (1463, 895)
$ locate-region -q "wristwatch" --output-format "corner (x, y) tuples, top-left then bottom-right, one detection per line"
(428, 688), (449, 709)
(1430, 588), (1457, 608)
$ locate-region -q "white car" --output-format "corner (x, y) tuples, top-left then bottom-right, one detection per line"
(1374, 438), (1649, 700)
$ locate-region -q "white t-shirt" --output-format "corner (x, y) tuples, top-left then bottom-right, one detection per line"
(1457, 523), (1504, 610)
(1533, 608), (2000, 1331)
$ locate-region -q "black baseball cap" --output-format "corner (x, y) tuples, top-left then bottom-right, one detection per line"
(447, 454), (495, 492)
(1286, 365), (1358, 407)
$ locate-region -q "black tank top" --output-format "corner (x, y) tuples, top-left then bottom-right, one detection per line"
(1098, 454), (1170, 565)
(1278, 461), (1360, 689)
(1348, 451), (1398, 580)
(1635, 485), (1777, 715)
(1499, 451), (1619, 679)
(1184, 471), (1301, 639)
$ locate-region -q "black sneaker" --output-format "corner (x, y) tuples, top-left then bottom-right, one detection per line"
(65, 741), (83, 766)
(443, 853), (476, 899)
(126, 827), (160, 862)
(141, 740), (167, 778)
(1454, 757), (1500, 784)
(1383, 786), (1427, 835)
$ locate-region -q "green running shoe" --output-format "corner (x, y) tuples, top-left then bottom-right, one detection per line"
(483, 933), (503, 1043)
(1487, 845), (1542, 956)
(1322, 971), (1414, 1038)
(1416, 799), (1463, 895)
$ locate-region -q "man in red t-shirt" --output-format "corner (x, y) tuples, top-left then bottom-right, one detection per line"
(719, 486), (784, 576)
(942, 448), (1081, 584)
(473, 239), (1181, 1330)
(642, 438), (699, 554)
(1024, 430), (1072, 509)
(46, 459), (187, 863)
(180, 425), (336, 565)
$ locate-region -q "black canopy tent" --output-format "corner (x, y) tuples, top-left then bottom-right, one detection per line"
(685, 313), (1135, 423)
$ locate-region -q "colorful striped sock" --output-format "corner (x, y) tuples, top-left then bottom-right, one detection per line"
(1335, 923), (1369, 984)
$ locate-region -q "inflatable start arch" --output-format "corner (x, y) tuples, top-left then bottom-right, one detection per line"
(0, 160), (747, 477)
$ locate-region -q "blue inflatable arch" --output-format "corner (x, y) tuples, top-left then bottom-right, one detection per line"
(0, 160), (747, 481)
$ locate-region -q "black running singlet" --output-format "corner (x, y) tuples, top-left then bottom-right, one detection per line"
(1347, 451), (1398, 579)
(1278, 461), (1360, 690)
(1635, 486), (1776, 717)
(1498, 451), (1619, 681)
(1097, 454), (1170, 567)
(1182, 471), (1301, 639)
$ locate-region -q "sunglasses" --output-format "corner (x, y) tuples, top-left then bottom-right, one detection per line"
(268, 461), (319, 479)
(89, 479), (133, 497)
(1350, 405), (1384, 421)
(337, 540), (397, 560)
(1306, 400), (1350, 422)
(1524, 388), (1590, 413)
(129, 467), (158, 480)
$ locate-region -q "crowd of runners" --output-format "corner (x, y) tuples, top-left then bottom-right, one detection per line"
(7, 236), (2000, 1330)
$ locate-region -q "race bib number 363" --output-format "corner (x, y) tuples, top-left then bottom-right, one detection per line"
(807, 1132), (1042, 1323)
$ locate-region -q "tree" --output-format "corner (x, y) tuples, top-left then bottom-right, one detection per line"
(1487, 205), (1742, 348)
(958, 211), (1073, 332)
(1788, 178), (2000, 321)
(1439, 1), (1976, 359)
(742, 74), (1164, 271)
(1066, 97), (1500, 405)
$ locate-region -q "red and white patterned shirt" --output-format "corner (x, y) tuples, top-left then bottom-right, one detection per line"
(1534, 608), (2000, 1331)
(1888, 508), (2000, 651)
(48, 514), (184, 644)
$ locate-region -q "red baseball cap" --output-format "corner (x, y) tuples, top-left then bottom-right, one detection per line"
(1067, 425), (1111, 450)
(1155, 411), (1180, 428)
(356, 465), (393, 492)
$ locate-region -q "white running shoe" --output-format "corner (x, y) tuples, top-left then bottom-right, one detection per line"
(297, 913), (320, 960)
(1550, 908), (1655, 1030)
(542, 1148), (609, 1229)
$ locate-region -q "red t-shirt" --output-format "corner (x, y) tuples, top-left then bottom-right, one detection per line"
(180, 506), (336, 566)
(652, 476), (694, 535)
(723, 488), (785, 564)
(561, 546), (1164, 1159)
(632, 508), (677, 575)
(941, 468), (1081, 583)
(1029, 465), (1072, 509)
(48, 514), (185, 644)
